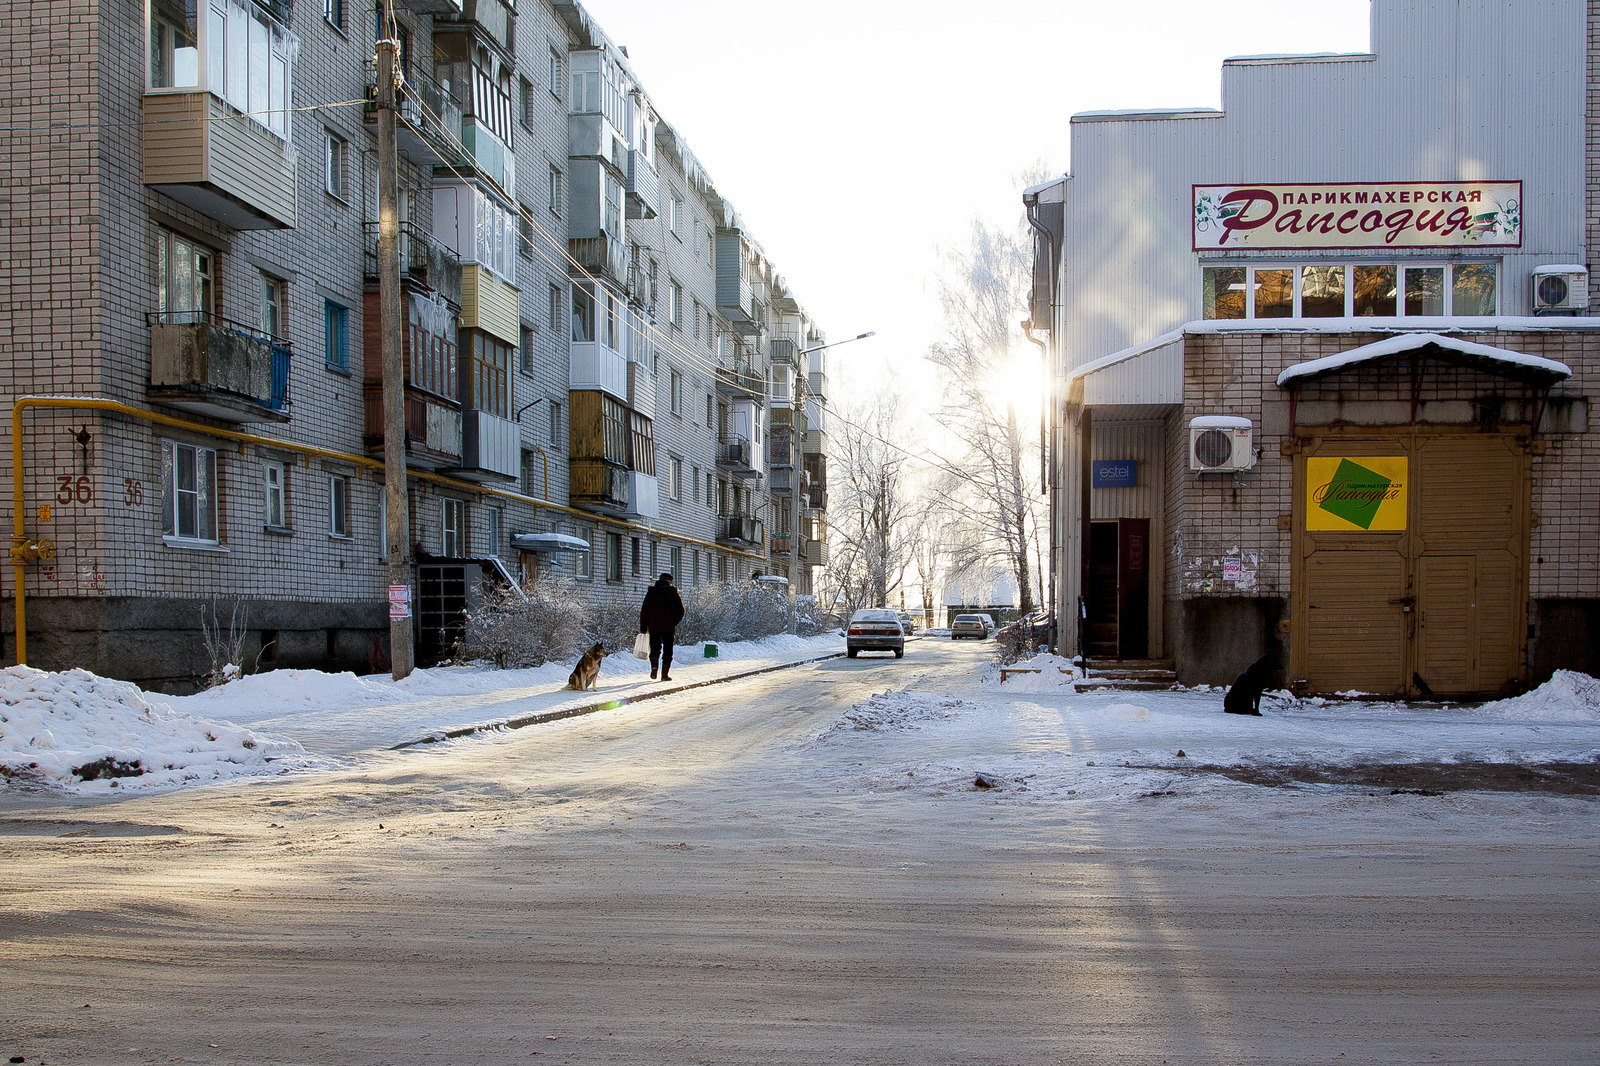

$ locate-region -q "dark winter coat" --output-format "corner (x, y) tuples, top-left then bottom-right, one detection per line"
(639, 578), (685, 634)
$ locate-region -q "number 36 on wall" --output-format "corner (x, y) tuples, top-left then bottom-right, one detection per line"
(55, 473), (93, 504)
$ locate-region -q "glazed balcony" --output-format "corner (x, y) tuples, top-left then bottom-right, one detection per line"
(807, 369), (828, 402)
(719, 515), (764, 547)
(146, 311), (291, 423)
(461, 264), (520, 346)
(799, 538), (829, 566)
(767, 429), (795, 469)
(769, 536), (793, 556)
(626, 148), (659, 220)
(802, 428), (828, 455)
(363, 221), (463, 308)
(142, 91), (296, 230)
(459, 409), (519, 481)
(570, 234), (630, 288)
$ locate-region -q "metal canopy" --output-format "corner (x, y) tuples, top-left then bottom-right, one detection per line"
(1276, 333), (1572, 388)
(511, 532), (592, 553)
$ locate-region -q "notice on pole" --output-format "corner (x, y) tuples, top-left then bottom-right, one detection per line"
(388, 584), (412, 619)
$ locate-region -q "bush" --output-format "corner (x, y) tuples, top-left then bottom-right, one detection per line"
(459, 575), (591, 669)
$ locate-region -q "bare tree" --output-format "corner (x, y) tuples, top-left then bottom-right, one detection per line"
(827, 395), (918, 616)
(925, 217), (1045, 617)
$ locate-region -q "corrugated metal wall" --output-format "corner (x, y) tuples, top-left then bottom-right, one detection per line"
(1057, 0), (1587, 371)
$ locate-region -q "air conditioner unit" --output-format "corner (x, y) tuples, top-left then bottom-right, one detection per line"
(1189, 416), (1255, 472)
(1532, 266), (1588, 313)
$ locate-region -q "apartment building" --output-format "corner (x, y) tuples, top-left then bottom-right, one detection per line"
(0, 0), (829, 689)
(1027, 0), (1600, 696)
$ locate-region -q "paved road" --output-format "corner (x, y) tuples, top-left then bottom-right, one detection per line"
(2, 638), (1596, 1065)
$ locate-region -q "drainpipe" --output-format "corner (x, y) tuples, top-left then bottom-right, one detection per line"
(1024, 188), (1062, 653)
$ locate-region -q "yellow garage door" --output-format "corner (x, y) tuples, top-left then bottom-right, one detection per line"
(1293, 430), (1529, 698)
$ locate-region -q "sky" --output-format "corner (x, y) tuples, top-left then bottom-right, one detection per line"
(575, 0), (1374, 403)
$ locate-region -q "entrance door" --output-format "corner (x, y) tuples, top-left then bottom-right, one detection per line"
(1292, 430), (1528, 697)
(1087, 519), (1149, 659)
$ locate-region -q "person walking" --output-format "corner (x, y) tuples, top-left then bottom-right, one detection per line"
(639, 572), (686, 681)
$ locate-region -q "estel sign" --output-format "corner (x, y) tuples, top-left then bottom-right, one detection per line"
(1194, 181), (1521, 251)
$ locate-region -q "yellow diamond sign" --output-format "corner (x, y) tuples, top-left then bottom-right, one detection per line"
(1307, 456), (1408, 531)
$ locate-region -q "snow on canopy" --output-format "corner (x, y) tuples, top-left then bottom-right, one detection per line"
(1276, 332), (1573, 387)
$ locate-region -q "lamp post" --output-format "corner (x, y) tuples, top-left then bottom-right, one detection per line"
(798, 330), (875, 357)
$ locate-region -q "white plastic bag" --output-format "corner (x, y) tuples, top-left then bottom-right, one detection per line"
(633, 632), (650, 660)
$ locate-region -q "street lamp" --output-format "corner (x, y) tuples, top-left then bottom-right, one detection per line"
(799, 330), (875, 356)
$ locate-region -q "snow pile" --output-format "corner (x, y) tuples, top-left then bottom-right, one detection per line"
(991, 653), (1082, 693)
(819, 690), (967, 740)
(0, 666), (307, 793)
(1480, 670), (1600, 723)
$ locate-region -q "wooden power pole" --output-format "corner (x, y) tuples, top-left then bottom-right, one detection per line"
(376, 38), (414, 680)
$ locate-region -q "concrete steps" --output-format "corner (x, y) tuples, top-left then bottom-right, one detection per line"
(1076, 659), (1177, 691)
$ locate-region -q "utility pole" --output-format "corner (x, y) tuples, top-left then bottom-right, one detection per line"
(376, 37), (414, 680)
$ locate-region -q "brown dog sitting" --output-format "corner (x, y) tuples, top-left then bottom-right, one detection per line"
(566, 642), (604, 691)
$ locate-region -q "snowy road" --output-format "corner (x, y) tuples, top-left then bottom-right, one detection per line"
(2, 638), (1598, 1065)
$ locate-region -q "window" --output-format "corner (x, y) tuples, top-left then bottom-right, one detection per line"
(1202, 262), (1496, 320)
(521, 448), (541, 498)
(669, 370), (683, 415)
(548, 282), (562, 332)
(669, 456), (682, 501)
(486, 508), (502, 558)
(547, 46), (562, 97)
(517, 206), (534, 259)
(669, 545), (681, 582)
(323, 0), (344, 30)
(691, 465), (700, 502)
(603, 173), (623, 239)
(705, 394), (714, 427)
(162, 440), (218, 544)
(324, 300), (349, 371)
(442, 498), (464, 556)
(520, 324), (535, 373)
(518, 75), (534, 129)
(329, 474), (350, 538)
(259, 273), (285, 338)
(323, 129), (347, 199)
(157, 229), (213, 321)
(606, 531), (622, 582)
(669, 193), (685, 239)
(670, 282), (683, 328)
(631, 536), (641, 577)
(463, 331), (511, 417)
(549, 401), (561, 447)
(548, 165), (562, 213)
(692, 299), (701, 341)
(575, 529), (592, 578)
(264, 461), (287, 528)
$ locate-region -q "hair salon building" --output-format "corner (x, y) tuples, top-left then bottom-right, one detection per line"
(1026, 0), (1600, 696)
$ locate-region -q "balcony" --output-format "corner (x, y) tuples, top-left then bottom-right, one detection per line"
(400, 0), (463, 15)
(461, 264), (520, 346)
(364, 60), (464, 171)
(570, 458), (629, 512)
(626, 148), (660, 220)
(570, 234), (630, 287)
(437, 0), (515, 53)
(719, 515), (764, 546)
(459, 409), (520, 481)
(715, 230), (760, 333)
(146, 312), (291, 423)
(769, 338), (800, 367)
(767, 429), (795, 468)
(626, 471), (659, 519)
(570, 340), (629, 401)
(717, 438), (760, 480)
(364, 221), (463, 308)
(807, 369), (828, 401)
(769, 468), (795, 493)
(770, 536), (793, 556)
(363, 382), (463, 469)
(716, 363), (764, 401)
(799, 538), (829, 566)
(628, 360), (655, 412)
(142, 91), (296, 230)
(802, 428), (828, 455)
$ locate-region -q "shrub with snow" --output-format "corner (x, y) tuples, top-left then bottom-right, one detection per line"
(459, 575), (592, 669)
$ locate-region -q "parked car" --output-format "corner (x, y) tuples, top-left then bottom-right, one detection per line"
(847, 609), (906, 658)
(897, 611), (916, 636)
(951, 614), (990, 640)
(997, 611), (1053, 646)
(974, 613), (997, 635)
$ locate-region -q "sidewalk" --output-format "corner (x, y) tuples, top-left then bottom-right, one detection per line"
(187, 635), (845, 759)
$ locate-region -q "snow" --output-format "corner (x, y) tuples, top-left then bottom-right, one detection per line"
(2, 639), (1596, 802)
(1275, 331), (1572, 386)
(1189, 414), (1253, 429)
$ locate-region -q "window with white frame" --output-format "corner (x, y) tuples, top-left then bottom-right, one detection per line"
(669, 544), (681, 581)
(264, 460), (287, 528)
(548, 400), (561, 447)
(518, 75), (534, 129)
(328, 474), (351, 538)
(323, 0), (344, 31)
(606, 531), (622, 582)
(442, 498), (464, 556)
(157, 229), (213, 321)
(324, 129), (347, 199)
(669, 281), (682, 327)
(669, 455), (682, 501)
(547, 46), (562, 97)
(548, 282), (562, 332)
(669, 370), (683, 415)
(548, 165), (562, 214)
(575, 528), (592, 578)
(669, 193), (684, 239)
(162, 439), (218, 543)
(691, 465), (700, 502)
(1201, 261), (1498, 320)
(486, 508), (502, 559)
(259, 273), (284, 338)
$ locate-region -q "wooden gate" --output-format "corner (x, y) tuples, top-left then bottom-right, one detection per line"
(1291, 429), (1529, 697)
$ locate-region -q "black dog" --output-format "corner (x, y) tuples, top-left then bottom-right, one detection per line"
(1224, 653), (1282, 716)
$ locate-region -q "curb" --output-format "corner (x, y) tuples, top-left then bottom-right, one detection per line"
(391, 649), (847, 750)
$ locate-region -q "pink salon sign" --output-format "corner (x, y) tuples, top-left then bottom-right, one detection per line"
(1193, 181), (1521, 251)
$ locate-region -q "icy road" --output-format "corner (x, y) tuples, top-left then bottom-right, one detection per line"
(2, 638), (1597, 1065)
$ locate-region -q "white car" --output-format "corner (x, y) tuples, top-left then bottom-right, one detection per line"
(847, 609), (906, 658)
